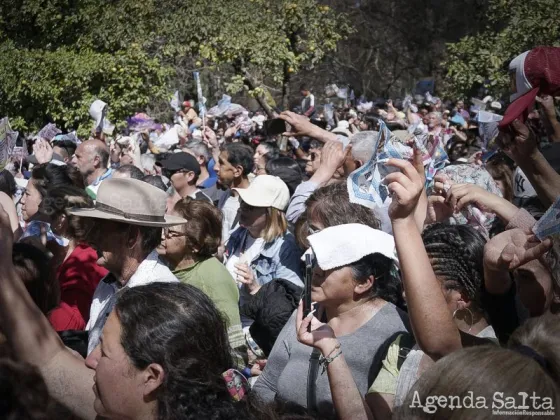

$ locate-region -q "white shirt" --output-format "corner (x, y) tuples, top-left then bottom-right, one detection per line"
(86, 250), (178, 355)
(221, 195), (240, 244)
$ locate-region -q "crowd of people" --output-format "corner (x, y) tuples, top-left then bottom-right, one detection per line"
(0, 45), (560, 419)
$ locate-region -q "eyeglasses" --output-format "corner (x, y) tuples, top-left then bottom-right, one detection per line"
(163, 228), (187, 238)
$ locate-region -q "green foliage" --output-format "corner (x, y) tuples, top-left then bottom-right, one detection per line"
(443, 0), (560, 99)
(0, 42), (171, 136)
(0, 0), (351, 133)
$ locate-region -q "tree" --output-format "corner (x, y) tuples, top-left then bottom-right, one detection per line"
(0, 0), (352, 130)
(162, 0), (353, 113)
(443, 0), (560, 100)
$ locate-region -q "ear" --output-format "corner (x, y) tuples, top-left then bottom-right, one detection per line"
(455, 291), (471, 311)
(233, 164), (244, 178)
(186, 172), (196, 184)
(127, 226), (141, 249)
(196, 156), (205, 166)
(141, 363), (165, 398)
(354, 274), (374, 296)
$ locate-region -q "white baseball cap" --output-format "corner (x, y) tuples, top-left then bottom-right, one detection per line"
(233, 175), (290, 210)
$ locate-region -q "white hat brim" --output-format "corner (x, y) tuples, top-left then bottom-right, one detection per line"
(233, 188), (271, 209)
(68, 208), (187, 227)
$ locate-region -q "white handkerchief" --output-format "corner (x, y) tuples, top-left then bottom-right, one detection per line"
(302, 223), (398, 271)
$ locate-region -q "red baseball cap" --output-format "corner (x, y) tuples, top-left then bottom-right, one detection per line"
(499, 47), (560, 129)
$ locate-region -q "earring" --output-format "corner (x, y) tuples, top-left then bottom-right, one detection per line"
(452, 307), (474, 334)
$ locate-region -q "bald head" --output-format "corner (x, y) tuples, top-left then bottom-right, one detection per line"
(71, 139), (110, 184)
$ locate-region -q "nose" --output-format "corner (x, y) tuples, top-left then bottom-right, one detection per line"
(85, 345), (101, 370)
(214, 162), (220, 173)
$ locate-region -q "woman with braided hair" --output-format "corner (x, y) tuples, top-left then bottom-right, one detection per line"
(421, 223), (495, 339)
(367, 223), (497, 409)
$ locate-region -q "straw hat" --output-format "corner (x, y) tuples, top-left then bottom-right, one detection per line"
(69, 178), (186, 227)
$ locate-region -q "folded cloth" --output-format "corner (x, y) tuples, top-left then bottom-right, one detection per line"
(20, 220), (69, 246)
(303, 223), (398, 271)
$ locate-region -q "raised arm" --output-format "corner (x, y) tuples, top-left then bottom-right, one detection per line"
(501, 119), (560, 207)
(385, 159), (461, 360)
(536, 95), (560, 142)
(0, 204), (97, 420)
(279, 111), (338, 144)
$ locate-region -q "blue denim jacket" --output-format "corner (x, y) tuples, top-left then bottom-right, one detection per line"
(226, 227), (304, 289)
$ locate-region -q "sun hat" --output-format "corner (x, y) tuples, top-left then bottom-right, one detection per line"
(500, 47), (560, 128)
(302, 223), (398, 271)
(233, 175), (290, 211)
(69, 178), (186, 227)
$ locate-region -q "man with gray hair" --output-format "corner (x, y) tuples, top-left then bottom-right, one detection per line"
(286, 130), (378, 224)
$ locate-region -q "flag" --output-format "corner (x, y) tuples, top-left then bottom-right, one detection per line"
(193, 72), (206, 119)
(170, 90), (181, 112)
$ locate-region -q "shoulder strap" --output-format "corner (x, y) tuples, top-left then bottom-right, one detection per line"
(307, 348), (321, 415)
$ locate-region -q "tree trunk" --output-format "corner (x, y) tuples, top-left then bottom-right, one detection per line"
(242, 70), (275, 118)
(233, 60), (275, 118)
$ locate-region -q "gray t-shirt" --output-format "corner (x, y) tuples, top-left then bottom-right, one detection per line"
(252, 302), (410, 419)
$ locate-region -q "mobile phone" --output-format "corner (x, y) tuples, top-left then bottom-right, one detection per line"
(303, 253), (314, 319)
(264, 119), (287, 136)
(311, 120), (328, 130)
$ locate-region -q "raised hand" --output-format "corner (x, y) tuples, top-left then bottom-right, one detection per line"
(319, 140), (352, 176)
(484, 229), (552, 272)
(203, 126), (219, 149)
(384, 159), (424, 222)
(279, 111), (315, 137)
(33, 139), (54, 164)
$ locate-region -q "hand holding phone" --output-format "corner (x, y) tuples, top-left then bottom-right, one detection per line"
(264, 119), (287, 136)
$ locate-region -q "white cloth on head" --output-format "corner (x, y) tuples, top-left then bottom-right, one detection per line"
(304, 223), (398, 271)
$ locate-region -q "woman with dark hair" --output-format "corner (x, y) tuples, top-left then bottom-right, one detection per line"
(0, 207), (265, 420)
(265, 157), (303, 197)
(20, 163), (80, 222)
(38, 185), (108, 330)
(158, 197), (245, 364)
(0, 169), (17, 199)
(254, 142), (280, 175)
(372, 223), (497, 410)
(253, 224), (408, 419)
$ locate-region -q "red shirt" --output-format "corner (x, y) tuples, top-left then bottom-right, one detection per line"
(49, 244), (108, 331)
(49, 302), (85, 331)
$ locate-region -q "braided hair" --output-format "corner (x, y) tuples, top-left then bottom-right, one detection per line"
(421, 223), (487, 312)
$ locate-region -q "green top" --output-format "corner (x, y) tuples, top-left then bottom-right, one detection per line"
(174, 257), (246, 365)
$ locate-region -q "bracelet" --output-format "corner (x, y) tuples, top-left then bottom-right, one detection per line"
(319, 349), (343, 374)
(324, 342), (341, 359)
